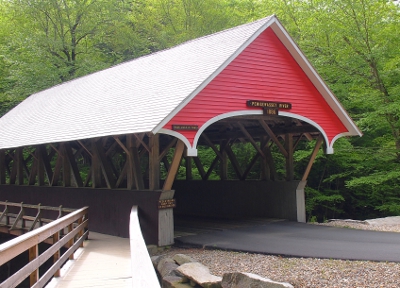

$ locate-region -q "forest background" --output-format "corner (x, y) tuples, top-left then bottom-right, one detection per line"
(0, 0), (399, 222)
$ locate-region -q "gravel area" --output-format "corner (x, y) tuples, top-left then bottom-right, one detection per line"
(154, 218), (400, 287)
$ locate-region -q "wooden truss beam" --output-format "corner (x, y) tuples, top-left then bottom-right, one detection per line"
(163, 140), (185, 190)
(0, 150), (5, 184)
(237, 122), (265, 159)
(92, 140), (115, 189)
(149, 134), (160, 190)
(127, 135), (144, 190)
(259, 120), (288, 158)
(64, 143), (83, 187)
(193, 157), (206, 180)
(302, 134), (324, 181)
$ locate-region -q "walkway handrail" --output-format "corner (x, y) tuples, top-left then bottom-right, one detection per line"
(0, 206), (89, 288)
(0, 201), (76, 232)
(129, 206), (160, 288)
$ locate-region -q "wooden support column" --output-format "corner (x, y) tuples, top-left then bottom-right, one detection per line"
(127, 135), (144, 190)
(37, 147), (45, 186)
(91, 140), (102, 188)
(296, 134), (324, 223)
(163, 140), (185, 191)
(16, 147), (24, 185)
(260, 136), (270, 180)
(220, 140), (228, 180)
(264, 144), (277, 181)
(0, 150), (6, 184)
(28, 152), (38, 185)
(285, 133), (294, 181)
(158, 190), (175, 246)
(64, 143), (83, 187)
(61, 144), (71, 187)
(149, 134), (160, 190)
(51, 153), (62, 186)
(92, 139), (116, 188)
(185, 154), (193, 180)
(40, 145), (54, 184)
(10, 150), (17, 184)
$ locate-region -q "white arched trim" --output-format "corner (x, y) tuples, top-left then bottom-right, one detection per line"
(278, 111), (332, 153)
(158, 128), (198, 156)
(192, 110), (333, 154)
(159, 110), (346, 156)
(329, 132), (355, 154)
(193, 110), (263, 148)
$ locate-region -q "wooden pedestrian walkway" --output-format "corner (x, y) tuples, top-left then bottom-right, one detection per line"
(47, 232), (133, 288)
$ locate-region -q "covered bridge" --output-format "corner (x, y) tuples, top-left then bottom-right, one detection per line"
(0, 15), (361, 246)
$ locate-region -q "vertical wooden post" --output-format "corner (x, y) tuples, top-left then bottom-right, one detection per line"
(29, 245), (39, 286)
(285, 133), (294, 181)
(91, 140), (102, 188)
(149, 134), (160, 190)
(53, 231), (61, 277)
(260, 136), (270, 180)
(37, 147), (45, 186)
(16, 148), (24, 185)
(40, 145), (54, 185)
(0, 150), (6, 184)
(185, 155), (193, 180)
(126, 135), (135, 190)
(264, 145), (277, 181)
(64, 143), (84, 187)
(62, 144), (71, 187)
(220, 140), (228, 180)
(127, 135), (144, 190)
(158, 190), (175, 246)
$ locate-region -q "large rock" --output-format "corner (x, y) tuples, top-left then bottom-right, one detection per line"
(176, 262), (222, 288)
(158, 257), (181, 278)
(221, 272), (293, 288)
(152, 255), (162, 268)
(163, 275), (193, 288)
(173, 254), (196, 265)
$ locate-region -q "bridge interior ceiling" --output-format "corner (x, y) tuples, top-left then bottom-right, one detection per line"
(0, 115), (321, 189)
(197, 115), (320, 145)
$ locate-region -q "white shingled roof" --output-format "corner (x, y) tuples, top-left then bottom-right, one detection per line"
(0, 15), (360, 150)
(0, 17), (275, 149)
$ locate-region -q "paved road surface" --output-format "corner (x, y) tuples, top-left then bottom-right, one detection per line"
(175, 221), (400, 262)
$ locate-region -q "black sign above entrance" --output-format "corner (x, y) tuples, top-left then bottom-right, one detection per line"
(172, 125), (199, 131)
(247, 100), (292, 110)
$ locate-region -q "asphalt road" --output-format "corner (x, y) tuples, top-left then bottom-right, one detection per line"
(175, 221), (400, 262)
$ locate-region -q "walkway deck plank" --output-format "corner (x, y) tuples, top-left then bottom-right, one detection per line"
(47, 232), (132, 288)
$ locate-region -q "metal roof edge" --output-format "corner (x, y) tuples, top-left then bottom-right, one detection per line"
(152, 15), (277, 134)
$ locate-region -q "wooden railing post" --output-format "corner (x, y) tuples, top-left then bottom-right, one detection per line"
(53, 231), (61, 277)
(78, 217), (84, 248)
(68, 223), (74, 260)
(0, 206), (89, 288)
(29, 244), (39, 286)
